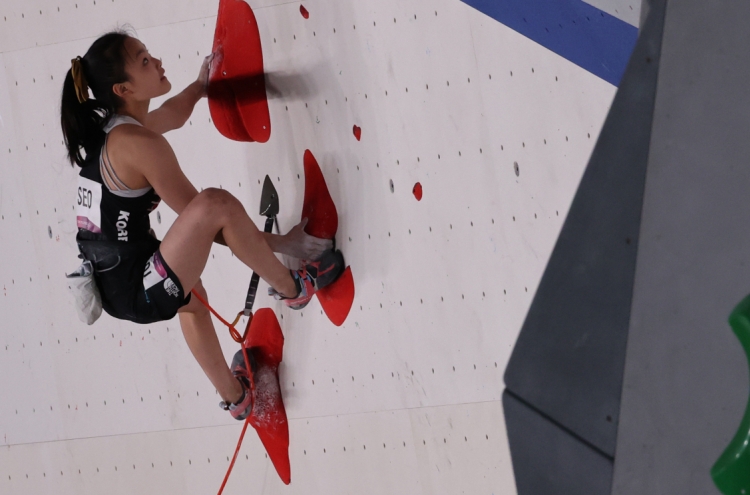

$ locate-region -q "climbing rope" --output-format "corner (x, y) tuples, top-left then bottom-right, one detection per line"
(190, 288), (256, 495)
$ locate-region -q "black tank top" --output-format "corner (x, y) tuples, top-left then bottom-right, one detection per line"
(75, 115), (161, 243)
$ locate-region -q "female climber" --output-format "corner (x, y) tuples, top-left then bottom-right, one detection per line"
(60, 30), (344, 421)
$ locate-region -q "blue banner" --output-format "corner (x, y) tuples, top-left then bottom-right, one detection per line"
(462, 0), (638, 86)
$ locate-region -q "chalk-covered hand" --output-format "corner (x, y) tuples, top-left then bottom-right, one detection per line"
(284, 218), (333, 260)
(196, 53), (215, 97)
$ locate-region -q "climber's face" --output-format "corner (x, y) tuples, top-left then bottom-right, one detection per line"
(114, 37), (171, 104)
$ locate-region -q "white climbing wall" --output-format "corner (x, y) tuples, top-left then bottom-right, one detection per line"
(583, 0), (641, 27)
(0, 0), (617, 493)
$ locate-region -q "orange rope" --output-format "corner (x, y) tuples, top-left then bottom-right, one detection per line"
(190, 289), (252, 343)
(217, 415), (251, 495)
(190, 288), (255, 495)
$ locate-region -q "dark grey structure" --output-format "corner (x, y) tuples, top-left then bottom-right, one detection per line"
(612, 0), (750, 492)
(502, 0), (750, 493)
(503, 1), (666, 492)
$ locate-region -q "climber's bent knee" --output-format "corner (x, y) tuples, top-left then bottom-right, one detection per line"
(177, 279), (209, 316)
(190, 188), (242, 224)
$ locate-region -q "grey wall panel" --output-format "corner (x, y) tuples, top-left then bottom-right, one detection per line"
(504, 391), (614, 495)
(612, 0), (750, 493)
(504, 0), (666, 459)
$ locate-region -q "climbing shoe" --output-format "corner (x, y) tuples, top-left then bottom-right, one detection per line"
(220, 348), (259, 421)
(268, 249), (345, 310)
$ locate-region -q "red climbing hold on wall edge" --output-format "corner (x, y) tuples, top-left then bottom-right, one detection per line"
(301, 150), (355, 326)
(208, 0), (271, 143)
(353, 125), (362, 141)
(300, 5), (309, 19)
(413, 182), (423, 201)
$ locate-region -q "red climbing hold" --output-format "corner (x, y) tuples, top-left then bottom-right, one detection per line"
(301, 150), (355, 326)
(243, 308), (290, 484)
(302, 150), (338, 240)
(317, 267), (355, 326)
(209, 0), (271, 143)
(353, 125), (362, 141)
(300, 5), (309, 19)
(413, 182), (423, 201)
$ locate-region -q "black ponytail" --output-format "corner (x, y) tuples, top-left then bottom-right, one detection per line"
(60, 30), (132, 167)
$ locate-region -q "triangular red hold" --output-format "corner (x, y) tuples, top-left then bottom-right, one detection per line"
(301, 150), (355, 325)
(209, 0), (271, 143)
(317, 267), (355, 326)
(243, 308), (290, 484)
(302, 150), (338, 240)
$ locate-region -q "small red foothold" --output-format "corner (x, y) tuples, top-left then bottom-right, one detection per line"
(353, 125), (362, 141)
(300, 5), (309, 19)
(413, 182), (423, 201)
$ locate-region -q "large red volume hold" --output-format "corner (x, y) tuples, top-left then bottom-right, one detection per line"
(208, 46), (251, 142)
(244, 308), (290, 484)
(301, 150), (355, 326)
(209, 0), (271, 143)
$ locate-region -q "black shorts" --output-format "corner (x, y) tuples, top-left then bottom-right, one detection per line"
(91, 239), (191, 324)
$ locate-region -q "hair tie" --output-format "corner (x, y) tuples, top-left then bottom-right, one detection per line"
(70, 56), (89, 104)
